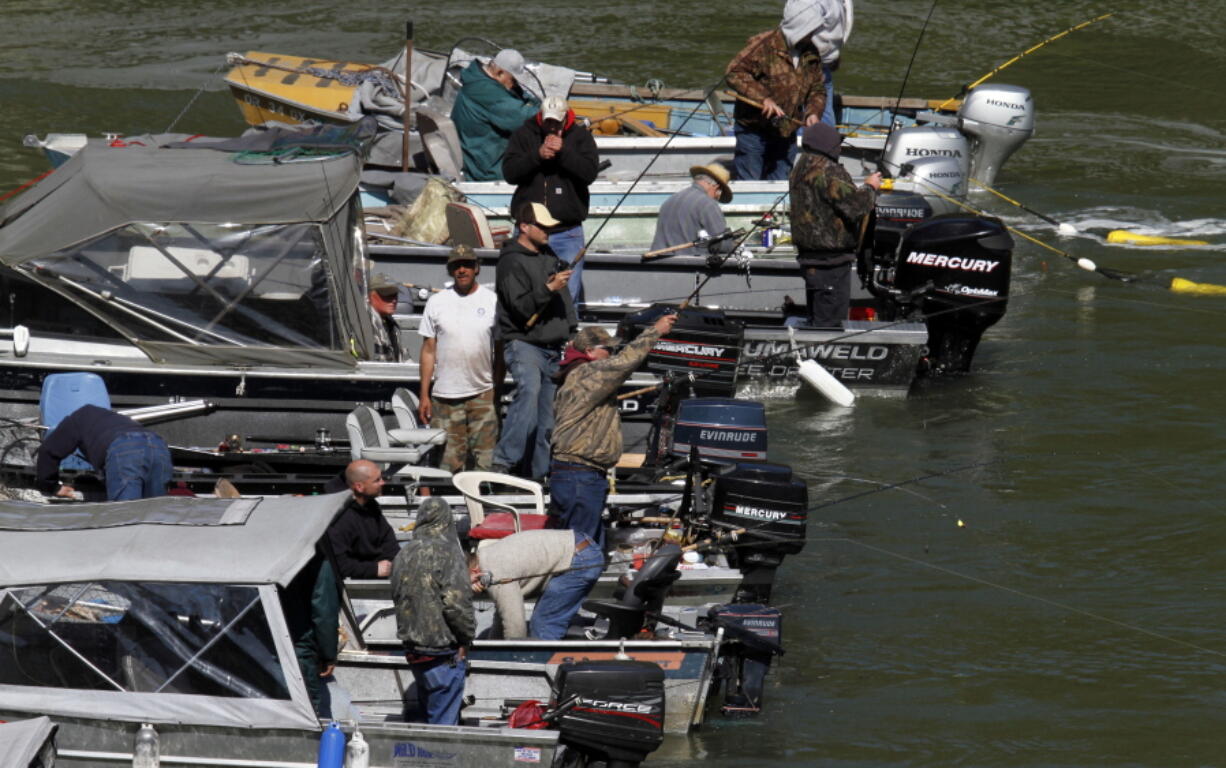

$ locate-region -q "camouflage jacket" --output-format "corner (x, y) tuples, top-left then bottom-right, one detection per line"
(391, 497), (475, 653)
(369, 305), (404, 362)
(552, 326), (664, 470)
(726, 28), (826, 139)
(789, 151), (876, 264)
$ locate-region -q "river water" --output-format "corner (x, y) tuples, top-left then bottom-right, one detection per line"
(4, 2), (1226, 765)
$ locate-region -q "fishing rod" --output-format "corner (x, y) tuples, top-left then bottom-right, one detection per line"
(969, 177), (1209, 247)
(524, 74), (736, 328)
(935, 12), (1115, 111)
(881, 0), (940, 167)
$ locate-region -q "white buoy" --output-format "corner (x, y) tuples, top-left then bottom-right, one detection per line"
(788, 326), (855, 407)
(1076, 257), (1097, 272)
(1057, 222), (1079, 236)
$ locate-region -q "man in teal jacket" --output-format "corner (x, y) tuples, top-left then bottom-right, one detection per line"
(451, 49), (541, 181)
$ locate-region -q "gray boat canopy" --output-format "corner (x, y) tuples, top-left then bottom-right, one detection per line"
(0, 125), (384, 365)
(0, 492), (348, 587)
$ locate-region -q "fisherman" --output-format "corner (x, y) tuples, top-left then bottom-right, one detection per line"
(468, 528), (603, 640)
(35, 404), (172, 501)
(788, 121), (881, 327)
(418, 245), (500, 472)
(503, 96), (599, 306)
(368, 272), (405, 362)
(391, 497), (475, 725)
(450, 49), (541, 181)
(725, 0), (829, 180)
(490, 203), (577, 481)
(649, 163), (738, 257)
(549, 313), (677, 551)
(280, 546), (339, 716)
(326, 459), (401, 580)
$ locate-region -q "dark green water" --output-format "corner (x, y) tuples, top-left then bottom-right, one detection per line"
(4, 2), (1226, 765)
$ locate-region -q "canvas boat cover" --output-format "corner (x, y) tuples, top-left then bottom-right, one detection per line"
(0, 492), (348, 588)
(0, 717), (55, 766)
(0, 122), (370, 265)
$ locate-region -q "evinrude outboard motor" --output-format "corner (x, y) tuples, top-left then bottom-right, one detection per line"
(706, 603), (784, 717)
(867, 214), (1013, 373)
(957, 84), (1035, 186)
(644, 395), (768, 470)
(552, 659), (666, 768)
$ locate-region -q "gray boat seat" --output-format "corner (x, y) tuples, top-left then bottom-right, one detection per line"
(344, 405), (449, 481)
(416, 105), (463, 182)
(446, 202), (497, 249)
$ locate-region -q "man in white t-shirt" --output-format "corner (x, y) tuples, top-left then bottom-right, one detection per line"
(418, 245), (500, 472)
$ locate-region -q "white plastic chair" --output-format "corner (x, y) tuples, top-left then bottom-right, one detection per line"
(452, 470), (550, 540)
(344, 405), (451, 482)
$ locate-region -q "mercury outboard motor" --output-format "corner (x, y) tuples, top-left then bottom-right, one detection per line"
(619, 304), (745, 397)
(957, 84), (1035, 186)
(868, 214), (1013, 373)
(553, 660), (665, 768)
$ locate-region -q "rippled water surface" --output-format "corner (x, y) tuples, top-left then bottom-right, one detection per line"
(3, 2), (1226, 765)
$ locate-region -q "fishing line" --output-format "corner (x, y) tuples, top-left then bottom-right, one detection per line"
(881, 0), (940, 163)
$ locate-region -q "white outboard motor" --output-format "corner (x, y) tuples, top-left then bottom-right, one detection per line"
(894, 155), (967, 216)
(880, 125), (970, 182)
(957, 84), (1035, 186)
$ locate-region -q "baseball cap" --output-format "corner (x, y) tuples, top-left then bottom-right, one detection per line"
(368, 272), (400, 298)
(514, 201), (561, 228)
(540, 96), (569, 124)
(447, 244), (479, 267)
(492, 48), (527, 80)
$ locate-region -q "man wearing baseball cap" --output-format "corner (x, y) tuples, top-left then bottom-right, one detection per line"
(368, 272), (404, 362)
(549, 312), (676, 551)
(503, 96), (599, 307)
(418, 244), (499, 472)
(451, 48), (541, 181)
(490, 202), (578, 480)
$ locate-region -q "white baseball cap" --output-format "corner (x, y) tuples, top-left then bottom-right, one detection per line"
(491, 48), (526, 79)
(540, 96), (569, 124)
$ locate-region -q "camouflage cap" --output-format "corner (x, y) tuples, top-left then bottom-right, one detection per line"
(572, 326), (617, 352)
(368, 272), (400, 297)
(447, 243), (479, 267)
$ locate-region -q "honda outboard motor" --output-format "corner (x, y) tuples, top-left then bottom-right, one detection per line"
(553, 659), (666, 768)
(880, 124), (970, 183)
(707, 603), (784, 717)
(871, 214), (1013, 373)
(957, 84), (1035, 186)
(619, 304), (744, 397)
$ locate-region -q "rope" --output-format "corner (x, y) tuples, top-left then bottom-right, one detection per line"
(165, 60), (228, 134)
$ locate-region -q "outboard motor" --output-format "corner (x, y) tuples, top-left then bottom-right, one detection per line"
(880, 124), (970, 182)
(552, 660), (666, 768)
(869, 214), (1013, 373)
(619, 304), (745, 397)
(957, 84), (1035, 186)
(706, 603), (784, 717)
(583, 543), (683, 639)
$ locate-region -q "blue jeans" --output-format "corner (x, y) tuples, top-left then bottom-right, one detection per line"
(732, 123), (798, 181)
(530, 531), (603, 639)
(822, 64), (836, 126)
(549, 462), (609, 553)
(548, 225), (585, 307)
(492, 340), (559, 480)
(409, 652), (467, 725)
(105, 431), (172, 501)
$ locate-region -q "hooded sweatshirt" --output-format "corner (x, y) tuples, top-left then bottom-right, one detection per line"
(494, 239), (578, 347)
(391, 497), (475, 654)
(782, 0), (848, 64)
(451, 60), (541, 181)
(502, 115), (599, 226)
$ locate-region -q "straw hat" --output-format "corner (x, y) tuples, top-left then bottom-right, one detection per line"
(689, 163), (733, 203)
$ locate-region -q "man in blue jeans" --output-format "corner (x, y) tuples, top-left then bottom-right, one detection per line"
(35, 404), (172, 500)
(491, 202), (577, 480)
(550, 314), (677, 551)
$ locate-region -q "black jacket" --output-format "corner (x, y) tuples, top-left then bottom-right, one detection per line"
(495, 240), (578, 348)
(503, 116), (599, 226)
(326, 496), (401, 579)
(36, 404), (149, 492)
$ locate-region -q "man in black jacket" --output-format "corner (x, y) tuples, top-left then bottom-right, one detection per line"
(36, 404), (172, 501)
(503, 96), (599, 307)
(326, 459), (401, 579)
(490, 202), (578, 480)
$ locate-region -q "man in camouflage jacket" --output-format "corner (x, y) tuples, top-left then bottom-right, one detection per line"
(725, 0), (829, 180)
(549, 312), (677, 551)
(391, 497), (475, 724)
(789, 121), (881, 327)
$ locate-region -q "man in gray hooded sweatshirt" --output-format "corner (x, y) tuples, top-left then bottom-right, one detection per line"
(391, 497), (475, 724)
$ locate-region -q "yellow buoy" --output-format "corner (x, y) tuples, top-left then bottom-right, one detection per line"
(1170, 277), (1226, 296)
(1106, 230), (1208, 246)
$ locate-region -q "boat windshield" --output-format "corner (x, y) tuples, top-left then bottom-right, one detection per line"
(0, 581), (290, 699)
(26, 221), (343, 351)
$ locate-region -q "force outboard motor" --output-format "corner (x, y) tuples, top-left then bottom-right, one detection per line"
(880, 124), (970, 182)
(707, 603), (784, 717)
(957, 84), (1035, 186)
(877, 214), (1013, 373)
(553, 659), (666, 768)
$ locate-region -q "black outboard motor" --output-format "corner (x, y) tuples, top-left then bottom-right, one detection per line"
(582, 543), (683, 638)
(553, 660), (666, 768)
(706, 603), (784, 717)
(619, 304), (745, 397)
(865, 213), (1013, 374)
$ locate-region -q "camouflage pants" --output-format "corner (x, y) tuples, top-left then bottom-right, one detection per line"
(431, 389), (497, 473)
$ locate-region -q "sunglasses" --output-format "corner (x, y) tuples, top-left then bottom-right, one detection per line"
(448, 260), (478, 272)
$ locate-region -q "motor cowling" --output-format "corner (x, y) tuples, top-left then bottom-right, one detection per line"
(957, 84), (1035, 186)
(707, 604), (784, 717)
(619, 304), (745, 397)
(667, 398), (767, 463)
(880, 124), (970, 182)
(553, 660), (666, 768)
